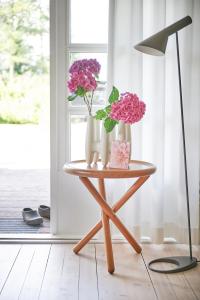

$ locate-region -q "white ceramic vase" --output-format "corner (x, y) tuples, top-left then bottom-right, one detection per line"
(118, 121), (132, 159)
(101, 125), (115, 167)
(85, 116), (100, 166)
(85, 117), (132, 166)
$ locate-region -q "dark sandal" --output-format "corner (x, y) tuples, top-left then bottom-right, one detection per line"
(22, 208), (43, 226)
(38, 205), (50, 219)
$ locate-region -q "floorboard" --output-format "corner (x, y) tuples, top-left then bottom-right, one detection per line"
(184, 245), (200, 299)
(0, 243), (199, 300)
(0, 244), (21, 292)
(142, 244), (177, 299)
(96, 243), (157, 300)
(142, 244), (200, 300)
(0, 244), (35, 300)
(19, 244), (51, 300)
(79, 244), (98, 300)
(39, 244), (68, 300)
(166, 244), (200, 300)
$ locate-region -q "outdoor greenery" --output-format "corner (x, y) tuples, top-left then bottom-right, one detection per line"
(0, 0), (49, 124)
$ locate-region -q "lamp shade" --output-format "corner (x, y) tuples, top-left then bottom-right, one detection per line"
(134, 31), (168, 56)
(134, 16), (192, 56)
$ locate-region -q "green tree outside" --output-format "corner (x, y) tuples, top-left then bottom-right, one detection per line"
(0, 0), (49, 124)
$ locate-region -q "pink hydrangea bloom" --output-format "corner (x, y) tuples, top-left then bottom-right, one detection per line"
(67, 70), (97, 93)
(69, 59), (101, 76)
(109, 141), (130, 169)
(67, 58), (101, 115)
(109, 92), (146, 124)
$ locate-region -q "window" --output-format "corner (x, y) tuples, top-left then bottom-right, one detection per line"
(67, 0), (109, 161)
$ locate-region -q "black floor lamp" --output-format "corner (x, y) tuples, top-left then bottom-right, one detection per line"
(134, 16), (198, 273)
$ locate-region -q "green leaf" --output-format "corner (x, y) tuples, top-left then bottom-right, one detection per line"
(67, 94), (77, 101)
(95, 109), (107, 120)
(108, 86), (119, 104)
(76, 87), (86, 97)
(104, 117), (118, 133)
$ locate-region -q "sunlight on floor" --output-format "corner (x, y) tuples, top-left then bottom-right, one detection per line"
(0, 124), (50, 169)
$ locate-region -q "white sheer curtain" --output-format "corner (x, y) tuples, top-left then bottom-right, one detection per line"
(107, 0), (200, 244)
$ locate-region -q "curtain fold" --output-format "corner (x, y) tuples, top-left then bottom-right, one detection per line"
(107, 0), (200, 244)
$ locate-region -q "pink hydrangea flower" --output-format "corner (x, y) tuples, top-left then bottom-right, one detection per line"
(67, 70), (97, 93)
(67, 58), (101, 115)
(109, 92), (146, 124)
(69, 59), (101, 76)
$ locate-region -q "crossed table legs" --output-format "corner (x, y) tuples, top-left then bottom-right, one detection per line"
(73, 175), (150, 273)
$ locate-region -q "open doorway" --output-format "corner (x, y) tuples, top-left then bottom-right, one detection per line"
(0, 0), (50, 234)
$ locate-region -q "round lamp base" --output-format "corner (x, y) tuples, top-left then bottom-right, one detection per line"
(148, 256), (197, 274)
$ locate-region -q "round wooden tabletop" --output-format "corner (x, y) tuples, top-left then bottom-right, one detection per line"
(63, 160), (156, 179)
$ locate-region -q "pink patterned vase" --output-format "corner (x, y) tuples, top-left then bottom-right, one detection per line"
(109, 140), (131, 169)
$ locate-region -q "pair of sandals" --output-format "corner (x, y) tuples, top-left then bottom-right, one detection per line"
(22, 205), (50, 226)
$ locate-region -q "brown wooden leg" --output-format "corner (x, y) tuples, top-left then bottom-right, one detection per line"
(73, 176), (149, 254)
(99, 178), (115, 274)
(73, 222), (102, 254)
(80, 177), (142, 253)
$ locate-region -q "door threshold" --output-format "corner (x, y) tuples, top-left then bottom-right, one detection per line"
(0, 233), (128, 244)
(0, 233), (80, 243)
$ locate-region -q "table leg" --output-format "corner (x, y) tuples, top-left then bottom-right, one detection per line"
(73, 176), (149, 254)
(80, 177), (142, 253)
(99, 178), (115, 274)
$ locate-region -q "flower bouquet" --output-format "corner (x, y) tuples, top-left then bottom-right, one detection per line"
(67, 58), (101, 115)
(67, 58), (103, 165)
(95, 88), (146, 168)
(67, 59), (146, 167)
(96, 88), (146, 132)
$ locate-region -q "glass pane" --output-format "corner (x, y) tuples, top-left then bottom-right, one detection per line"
(70, 115), (87, 161)
(70, 0), (109, 43)
(68, 53), (107, 106)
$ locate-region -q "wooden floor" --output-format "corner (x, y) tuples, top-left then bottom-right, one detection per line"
(0, 243), (199, 300)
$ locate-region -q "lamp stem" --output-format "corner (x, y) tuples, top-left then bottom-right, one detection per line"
(175, 32), (192, 259)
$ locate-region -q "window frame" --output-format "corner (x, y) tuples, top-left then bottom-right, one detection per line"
(66, 0), (110, 161)
(50, 0), (115, 235)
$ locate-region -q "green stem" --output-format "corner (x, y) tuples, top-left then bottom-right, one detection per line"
(84, 95), (91, 116)
(90, 90), (94, 115)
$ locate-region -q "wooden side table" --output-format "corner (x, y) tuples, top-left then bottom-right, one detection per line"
(63, 160), (156, 273)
